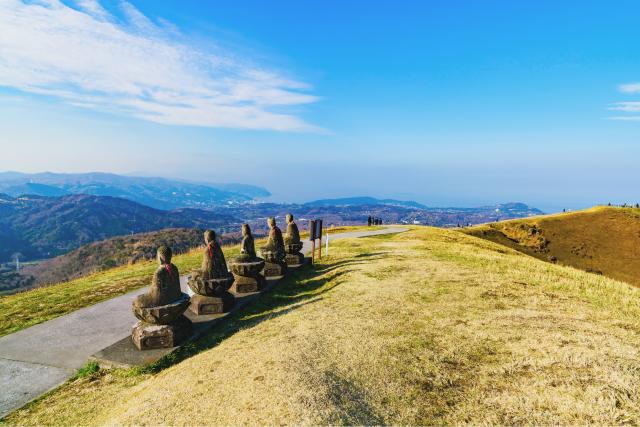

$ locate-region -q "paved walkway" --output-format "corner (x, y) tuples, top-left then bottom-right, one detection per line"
(0, 226), (406, 417)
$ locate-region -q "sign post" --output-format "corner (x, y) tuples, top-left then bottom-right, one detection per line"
(316, 219), (323, 259)
(309, 220), (317, 265)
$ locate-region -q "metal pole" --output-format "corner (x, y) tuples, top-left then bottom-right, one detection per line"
(325, 234), (329, 256)
(311, 240), (315, 265)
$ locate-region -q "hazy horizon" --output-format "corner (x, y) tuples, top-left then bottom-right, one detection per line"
(2, 0), (639, 214)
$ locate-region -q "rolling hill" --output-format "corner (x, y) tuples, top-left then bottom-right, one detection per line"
(0, 194), (239, 263)
(463, 206), (640, 287)
(0, 172), (270, 209)
(4, 226), (640, 424)
(18, 228), (224, 287)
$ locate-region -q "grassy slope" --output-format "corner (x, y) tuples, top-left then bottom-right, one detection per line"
(5, 227), (640, 425)
(0, 225), (378, 337)
(462, 206), (640, 287)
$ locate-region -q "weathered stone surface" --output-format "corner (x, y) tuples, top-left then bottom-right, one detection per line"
(284, 213), (301, 245)
(230, 273), (266, 293)
(285, 252), (305, 267)
(285, 242), (304, 267)
(189, 293), (234, 315)
(229, 258), (265, 276)
(228, 223), (268, 292)
(131, 315), (192, 350)
(238, 223), (257, 260)
(132, 293), (190, 325)
(263, 260), (287, 279)
(260, 217), (286, 263)
(260, 248), (284, 264)
(133, 246), (182, 310)
(187, 274), (233, 297)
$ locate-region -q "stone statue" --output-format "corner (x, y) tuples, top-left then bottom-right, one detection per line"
(190, 230), (229, 282)
(131, 246), (191, 350)
(263, 217), (285, 256)
(133, 246), (182, 309)
(238, 223), (257, 261)
(187, 230), (234, 315)
(259, 217), (288, 278)
(229, 224), (266, 293)
(284, 213), (301, 245)
(284, 213), (304, 267)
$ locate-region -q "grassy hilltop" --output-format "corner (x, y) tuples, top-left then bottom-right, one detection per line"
(463, 206), (640, 287)
(5, 226), (640, 425)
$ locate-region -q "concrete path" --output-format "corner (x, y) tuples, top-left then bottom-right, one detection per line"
(0, 226), (406, 417)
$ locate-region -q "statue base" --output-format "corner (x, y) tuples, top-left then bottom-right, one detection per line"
(132, 294), (190, 325)
(263, 260), (287, 279)
(132, 315), (192, 351)
(285, 252), (305, 267)
(188, 292), (235, 315)
(231, 273), (266, 293)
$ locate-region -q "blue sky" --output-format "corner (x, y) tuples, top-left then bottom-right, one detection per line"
(1, 0), (640, 212)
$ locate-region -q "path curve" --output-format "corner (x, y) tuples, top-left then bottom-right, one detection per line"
(0, 226), (407, 418)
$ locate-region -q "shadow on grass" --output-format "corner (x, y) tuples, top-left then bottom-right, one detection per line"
(145, 258), (364, 373)
(354, 252), (387, 259)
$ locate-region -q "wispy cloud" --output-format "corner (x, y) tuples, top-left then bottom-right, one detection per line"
(618, 83), (640, 94)
(608, 83), (640, 121)
(608, 116), (640, 121)
(608, 101), (640, 113)
(0, 0), (320, 131)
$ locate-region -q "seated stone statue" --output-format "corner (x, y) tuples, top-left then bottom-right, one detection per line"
(187, 230), (234, 315)
(131, 246), (191, 350)
(190, 230), (230, 282)
(283, 213), (304, 267)
(133, 245), (183, 310)
(260, 217), (287, 278)
(229, 224), (266, 293)
(262, 217), (285, 258)
(237, 223), (258, 262)
(284, 213), (301, 245)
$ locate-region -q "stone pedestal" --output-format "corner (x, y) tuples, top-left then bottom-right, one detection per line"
(187, 275), (235, 315)
(260, 249), (288, 279)
(133, 294), (191, 325)
(263, 260), (287, 279)
(229, 258), (266, 293)
(189, 292), (234, 315)
(231, 273), (266, 293)
(285, 242), (305, 267)
(132, 315), (192, 350)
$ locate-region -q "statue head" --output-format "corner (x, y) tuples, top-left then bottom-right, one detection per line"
(204, 229), (216, 245)
(286, 213), (294, 224)
(268, 217), (276, 228)
(241, 223), (251, 237)
(157, 245), (172, 264)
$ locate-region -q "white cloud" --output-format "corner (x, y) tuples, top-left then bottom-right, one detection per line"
(0, 0), (320, 131)
(608, 101), (640, 113)
(609, 84), (640, 121)
(618, 83), (640, 94)
(608, 116), (640, 121)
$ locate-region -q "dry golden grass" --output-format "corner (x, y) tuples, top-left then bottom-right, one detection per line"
(464, 206), (640, 287)
(5, 226), (640, 425)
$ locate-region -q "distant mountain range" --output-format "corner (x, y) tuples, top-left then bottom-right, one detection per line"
(305, 196), (428, 209)
(0, 172), (270, 210)
(0, 192), (543, 264)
